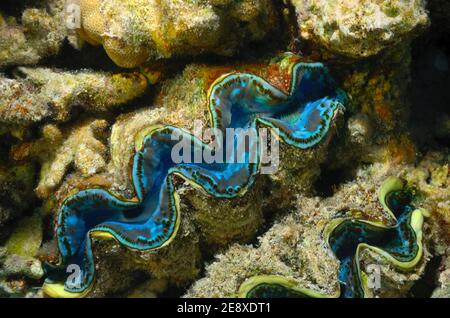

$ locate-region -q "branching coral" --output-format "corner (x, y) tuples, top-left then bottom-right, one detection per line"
(42, 57), (346, 297)
(0, 68), (148, 125)
(12, 119), (110, 198)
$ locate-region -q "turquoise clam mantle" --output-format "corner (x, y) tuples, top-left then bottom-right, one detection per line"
(239, 177), (429, 298)
(43, 59), (346, 297)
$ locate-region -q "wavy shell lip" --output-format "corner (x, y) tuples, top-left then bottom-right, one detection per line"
(239, 176), (429, 298)
(43, 56), (346, 298)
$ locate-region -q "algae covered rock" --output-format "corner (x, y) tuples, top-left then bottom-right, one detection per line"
(5, 212), (42, 258)
(85, 212), (201, 297)
(0, 212), (45, 298)
(125, 279), (167, 298)
(293, 0), (429, 58)
(0, 163), (36, 239)
(0, 0), (67, 67)
(76, 0), (280, 67)
(401, 151), (450, 255)
(0, 247), (44, 297)
(432, 253), (450, 298)
(2, 254), (43, 280)
(328, 43), (418, 170)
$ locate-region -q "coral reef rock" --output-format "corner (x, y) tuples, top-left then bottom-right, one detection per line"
(293, 0), (429, 58)
(0, 246), (44, 298)
(5, 211), (42, 258)
(0, 0), (447, 300)
(76, 0), (280, 67)
(0, 163), (36, 240)
(402, 151), (449, 255)
(432, 253), (450, 298)
(0, 68), (147, 126)
(0, 0), (67, 67)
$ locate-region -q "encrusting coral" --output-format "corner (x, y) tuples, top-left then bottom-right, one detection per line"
(75, 0), (280, 68)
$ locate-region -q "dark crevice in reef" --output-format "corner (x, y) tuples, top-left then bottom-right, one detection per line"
(0, 130), (39, 243)
(313, 121), (359, 199)
(407, 2), (449, 296)
(409, 1), (450, 154)
(313, 165), (357, 198)
(2, 65), (21, 80)
(40, 40), (125, 73)
(158, 284), (186, 298)
(409, 256), (442, 298)
(409, 40), (450, 151)
(0, 0), (45, 18)
(273, 0), (302, 54)
(0, 132), (19, 161)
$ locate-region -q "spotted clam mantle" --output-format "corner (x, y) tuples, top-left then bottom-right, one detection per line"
(239, 177), (429, 298)
(43, 59), (347, 297)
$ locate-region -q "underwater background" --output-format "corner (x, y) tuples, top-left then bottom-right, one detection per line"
(0, 0), (448, 298)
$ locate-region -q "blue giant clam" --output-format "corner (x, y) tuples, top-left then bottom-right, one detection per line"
(43, 58), (346, 297)
(238, 176), (429, 298)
